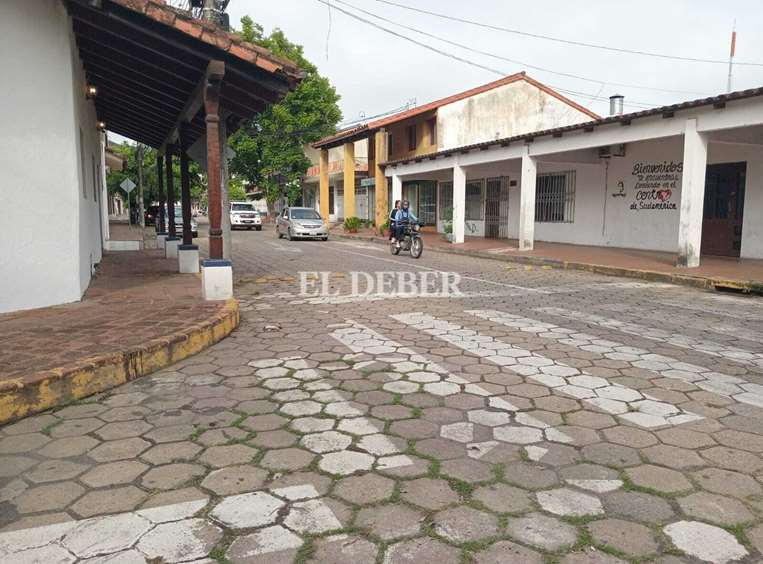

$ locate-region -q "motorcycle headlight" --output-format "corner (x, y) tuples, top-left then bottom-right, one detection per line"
(413, 224), (420, 232)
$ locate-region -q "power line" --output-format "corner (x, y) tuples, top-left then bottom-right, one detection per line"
(314, 0), (657, 110)
(332, 0), (706, 98)
(373, 0), (763, 68)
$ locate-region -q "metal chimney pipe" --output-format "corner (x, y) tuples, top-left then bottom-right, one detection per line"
(609, 95), (624, 116)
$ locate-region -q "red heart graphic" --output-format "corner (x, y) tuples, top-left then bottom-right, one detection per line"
(656, 189), (672, 202)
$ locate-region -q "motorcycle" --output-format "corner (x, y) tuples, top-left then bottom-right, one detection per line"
(390, 220), (423, 259)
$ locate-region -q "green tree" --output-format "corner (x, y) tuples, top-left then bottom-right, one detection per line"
(106, 142), (206, 208)
(230, 17), (342, 207)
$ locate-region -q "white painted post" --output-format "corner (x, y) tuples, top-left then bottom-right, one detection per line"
(519, 146), (537, 251)
(392, 174), (402, 205)
(453, 165), (466, 244)
(677, 118), (708, 268)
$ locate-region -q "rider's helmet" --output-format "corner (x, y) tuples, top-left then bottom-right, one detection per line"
(402, 200), (409, 210)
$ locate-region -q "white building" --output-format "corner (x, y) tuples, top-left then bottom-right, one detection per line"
(382, 89), (763, 266)
(308, 73), (599, 227)
(0, 0), (300, 314)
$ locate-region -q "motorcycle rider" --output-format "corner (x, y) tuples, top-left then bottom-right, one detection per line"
(393, 199), (417, 248)
(389, 199), (401, 243)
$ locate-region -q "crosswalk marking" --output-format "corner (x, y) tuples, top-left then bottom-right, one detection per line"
(330, 321), (573, 445)
(469, 308), (763, 409)
(538, 306), (763, 371)
(392, 312), (702, 429)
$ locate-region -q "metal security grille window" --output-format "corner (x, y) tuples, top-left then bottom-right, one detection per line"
(535, 171), (576, 223)
(466, 180), (485, 220)
(438, 181), (453, 221)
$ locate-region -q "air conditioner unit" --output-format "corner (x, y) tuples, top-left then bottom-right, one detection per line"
(598, 146), (611, 159)
(612, 143), (626, 157)
(598, 144), (626, 159)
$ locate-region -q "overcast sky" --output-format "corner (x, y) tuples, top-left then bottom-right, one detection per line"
(225, 0), (763, 124)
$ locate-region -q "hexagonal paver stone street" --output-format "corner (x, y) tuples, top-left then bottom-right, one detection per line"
(227, 525), (302, 562)
(507, 513), (578, 551)
(283, 499), (342, 534)
(473, 483), (533, 513)
(300, 431), (353, 453)
(62, 513), (152, 559)
(536, 488), (604, 517)
(433, 506), (499, 543)
(318, 451), (374, 475)
(588, 518), (658, 558)
(677, 492), (755, 526)
(334, 473), (394, 505)
(80, 461), (148, 488)
(400, 478), (459, 511)
(13, 482), (85, 514)
(308, 534), (378, 564)
(211, 491), (284, 529)
(474, 540), (544, 564)
(625, 464), (692, 494)
(383, 537), (461, 564)
(138, 518), (223, 563)
(664, 520), (748, 563)
(259, 448), (315, 471)
(201, 465), (268, 496)
(198, 444), (258, 467)
(356, 504), (425, 540)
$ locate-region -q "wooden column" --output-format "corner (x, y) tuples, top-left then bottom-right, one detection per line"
(343, 142), (355, 219)
(319, 148), (330, 221)
(179, 124), (193, 246)
(204, 63), (225, 259)
(156, 152), (166, 233)
(165, 147), (177, 237)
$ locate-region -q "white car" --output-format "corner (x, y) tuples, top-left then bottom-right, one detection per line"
(230, 201), (262, 231)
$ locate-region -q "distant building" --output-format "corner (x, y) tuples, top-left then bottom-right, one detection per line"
(306, 72), (598, 226)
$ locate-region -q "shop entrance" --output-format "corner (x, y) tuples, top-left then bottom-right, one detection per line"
(702, 162), (746, 257)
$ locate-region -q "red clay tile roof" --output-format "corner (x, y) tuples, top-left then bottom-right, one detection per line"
(110, 0), (303, 84)
(382, 85), (763, 167)
(314, 72), (600, 148)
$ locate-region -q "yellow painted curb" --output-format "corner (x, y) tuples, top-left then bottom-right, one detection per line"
(0, 299), (240, 425)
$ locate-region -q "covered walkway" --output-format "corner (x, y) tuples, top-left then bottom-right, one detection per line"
(0, 250), (238, 423)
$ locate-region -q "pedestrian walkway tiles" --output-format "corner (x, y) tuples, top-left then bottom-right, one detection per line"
(391, 312), (702, 429)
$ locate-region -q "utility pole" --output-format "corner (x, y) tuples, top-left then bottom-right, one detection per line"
(727, 21), (736, 93)
(137, 144), (145, 228)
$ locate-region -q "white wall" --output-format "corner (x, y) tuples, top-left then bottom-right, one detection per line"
(437, 80), (594, 151)
(0, 0), (102, 313)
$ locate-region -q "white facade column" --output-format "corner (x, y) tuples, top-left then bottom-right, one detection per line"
(453, 165), (466, 244)
(99, 134), (110, 246)
(518, 146), (537, 251)
(677, 118), (708, 267)
(392, 174), (403, 205)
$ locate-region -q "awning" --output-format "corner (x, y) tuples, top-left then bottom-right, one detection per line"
(65, 0), (303, 149)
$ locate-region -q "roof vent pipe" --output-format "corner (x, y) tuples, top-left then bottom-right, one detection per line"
(609, 94), (624, 116)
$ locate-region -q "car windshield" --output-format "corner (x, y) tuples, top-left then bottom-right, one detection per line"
(290, 209), (321, 220)
(232, 204), (254, 211)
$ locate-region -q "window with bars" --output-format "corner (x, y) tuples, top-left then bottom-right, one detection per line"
(535, 171), (575, 223)
(438, 181), (453, 222)
(465, 180), (484, 221)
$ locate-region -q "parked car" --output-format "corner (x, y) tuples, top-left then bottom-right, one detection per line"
(157, 206), (198, 237)
(145, 205), (160, 228)
(230, 201), (262, 231)
(276, 207), (328, 241)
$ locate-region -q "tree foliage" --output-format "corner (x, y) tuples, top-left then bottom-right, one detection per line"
(106, 142), (207, 207)
(230, 16), (342, 206)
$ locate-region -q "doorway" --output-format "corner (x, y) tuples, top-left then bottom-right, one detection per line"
(702, 162), (746, 257)
(485, 177), (510, 238)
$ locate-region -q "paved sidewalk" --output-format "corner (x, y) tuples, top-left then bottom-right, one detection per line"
(0, 250), (238, 423)
(335, 226), (763, 292)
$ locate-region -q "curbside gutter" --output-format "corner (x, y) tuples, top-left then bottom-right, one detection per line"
(0, 299), (240, 425)
(335, 233), (763, 295)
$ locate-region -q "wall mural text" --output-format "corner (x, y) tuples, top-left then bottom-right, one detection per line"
(628, 160), (682, 211)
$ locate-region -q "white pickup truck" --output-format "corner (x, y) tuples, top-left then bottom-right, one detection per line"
(230, 201), (262, 231)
